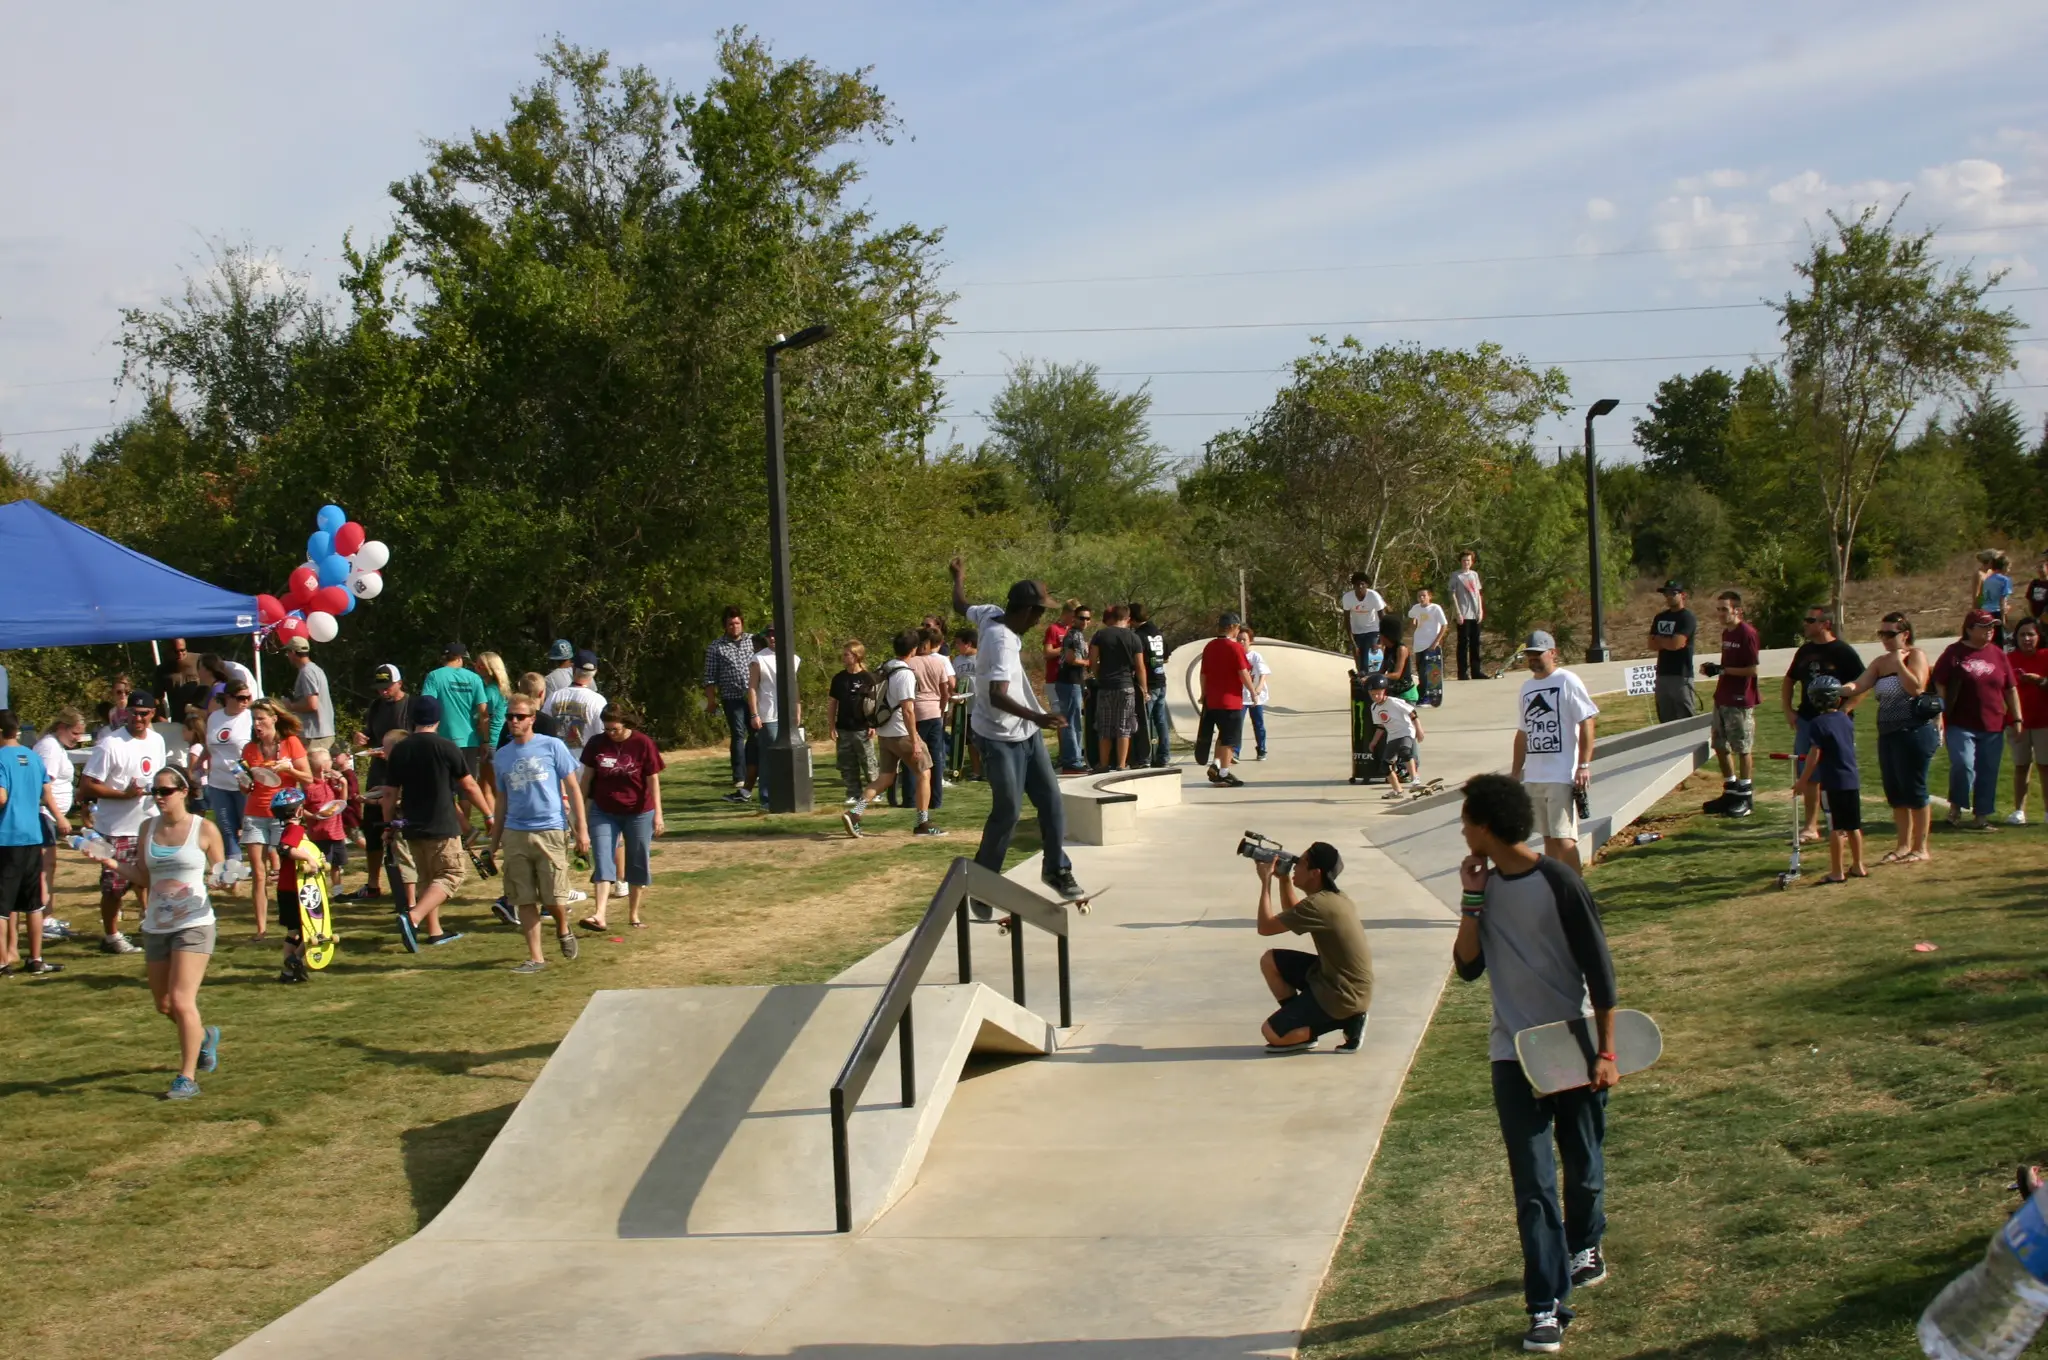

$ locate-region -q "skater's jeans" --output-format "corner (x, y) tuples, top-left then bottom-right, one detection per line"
(1247, 704), (1267, 756)
(1946, 726), (2005, 818)
(1456, 618), (1483, 680)
(720, 695), (752, 786)
(1145, 687), (1171, 764)
(973, 733), (1070, 876)
(1492, 1059), (1606, 1316)
(1052, 682), (1085, 768)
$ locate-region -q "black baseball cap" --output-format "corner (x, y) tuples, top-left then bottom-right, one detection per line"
(1301, 841), (1343, 884)
(1006, 580), (1050, 611)
(411, 695), (444, 725)
(128, 690), (159, 711)
(1660, 579), (1686, 595)
(443, 642), (468, 659)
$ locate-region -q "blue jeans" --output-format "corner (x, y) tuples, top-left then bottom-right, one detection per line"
(203, 785), (245, 860)
(973, 732), (1070, 878)
(1145, 686), (1171, 765)
(1493, 1059), (1606, 1316)
(1247, 704), (1267, 756)
(1052, 682), (1085, 768)
(719, 695), (751, 786)
(1877, 723), (1940, 809)
(754, 720), (779, 806)
(917, 717), (947, 809)
(590, 809), (655, 885)
(1947, 726), (2005, 817)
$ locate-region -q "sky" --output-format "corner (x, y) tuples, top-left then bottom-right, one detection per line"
(6, 0), (2048, 472)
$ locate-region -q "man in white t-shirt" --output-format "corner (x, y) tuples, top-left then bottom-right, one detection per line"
(844, 629), (943, 837)
(201, 683), (256, 863)
(1408, 587), (1450, 708)
(1241, 629), (1273, 761)
(79, 690), (170, 953)
(544, 662), (608, 762)
(1510, 632), (1601, 869)
(950, 556), (1085, 903)
(742, 633), (800, 810)
(1449, 550), (1487, 681)
(1340, 572), (1387, 671)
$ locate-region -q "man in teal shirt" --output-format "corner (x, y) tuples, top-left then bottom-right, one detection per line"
(420, 646), (493, 833)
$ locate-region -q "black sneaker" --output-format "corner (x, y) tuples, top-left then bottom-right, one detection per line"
(395, 911), (420, 954)
(1041, 870), (1088, 902)
(1336, 1014), (1367, 1053)
(722, 788), (751, 804)
(1569, 1246), (1607, 1288)
(491, 897), (519, 928)
(1724, 796), (1753, 818)
(912, 823), (949, 837)
(425, 931), (464, 947)
(23, 958), (62, 976)
(1219, 770), (1245, 787)
(841, 810), (863, 838)
(1523, 1308), (1568, 1353)
(1264, 1039), (1315, 1055)
(1206, 763), (1225, 784)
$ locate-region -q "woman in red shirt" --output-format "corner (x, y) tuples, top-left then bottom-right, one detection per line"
(240, 701), (311, 940)
(1930, 609), (2024, 830)
(2006, 617), (2048, 824)
(576, 705), (666, 931)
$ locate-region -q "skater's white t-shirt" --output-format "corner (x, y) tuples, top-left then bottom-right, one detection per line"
(1408, 602), (1448, 653)
(1340, 588), (1386, 637)
(1372, 696), (1418, 741)
(1517, 668), (1599, 785)
(967, 604), (1046, 743)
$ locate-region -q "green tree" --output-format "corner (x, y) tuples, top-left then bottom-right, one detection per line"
(1632, 367), (1736, 483)
(977, 359), (1170, 534)
(1953, 393), (2034, 533)
(1777, 202), (2022, 618)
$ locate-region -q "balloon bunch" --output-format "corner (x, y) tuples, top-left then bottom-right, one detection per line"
(254, 504), (392, 646)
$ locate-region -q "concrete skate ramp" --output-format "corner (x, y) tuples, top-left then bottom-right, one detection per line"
(1165, 636), (1352, 740)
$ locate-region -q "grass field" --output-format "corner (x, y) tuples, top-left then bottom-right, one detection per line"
(1304, 733), (2045, 1357)
(2, 748), (1027, 1359)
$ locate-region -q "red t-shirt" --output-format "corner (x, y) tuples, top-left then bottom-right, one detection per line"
(1042, 622), (1068, 686)
(303, 776), (346, 841)
(2009, 647), (2048, 729)
(276, 822), (308, 898)
(1713, 622), (1761, 708)
(1199, 637), (1251, 711)
(580, 730), (666, 815)
(1932, 641), (2019, 732)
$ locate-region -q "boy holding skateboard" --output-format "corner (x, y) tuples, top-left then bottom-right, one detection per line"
(1453, 773), (1619, 1353)
(1408, 586), (1449, 707)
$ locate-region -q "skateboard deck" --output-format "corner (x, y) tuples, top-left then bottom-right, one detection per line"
(1418, 649), (1444, 706)
(299, 869), (337, 970)
(1514, 1008), (1661, 1096)
(1407, 777), (1447, 799)
(970, 884), (1110, 931)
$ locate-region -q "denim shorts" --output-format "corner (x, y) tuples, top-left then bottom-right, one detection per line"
(241, 815), (282, 847)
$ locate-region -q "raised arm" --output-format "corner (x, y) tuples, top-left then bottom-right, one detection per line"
(949, 556), (970, 617)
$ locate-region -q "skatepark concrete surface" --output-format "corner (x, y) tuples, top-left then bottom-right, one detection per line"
(224, 638), (1807, 1359)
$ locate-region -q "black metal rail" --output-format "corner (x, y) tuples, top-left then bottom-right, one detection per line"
(827, 857), (1073, 1233)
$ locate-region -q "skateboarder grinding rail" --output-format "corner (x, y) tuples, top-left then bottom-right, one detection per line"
(1452, 773), (1620, 1354)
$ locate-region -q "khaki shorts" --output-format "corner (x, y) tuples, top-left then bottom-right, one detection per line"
(503, 828), (570, 907)
(1524, 780), (1580, 843)
(387, 832), (418, 886)
(408, 836), (467, 896)
(878, 734), (931, 777)
(2008, 726), (2048, 765)
(142, 922), (217, 960)
(302, 735), (334, 754)
(1711, 705), (1756, 756)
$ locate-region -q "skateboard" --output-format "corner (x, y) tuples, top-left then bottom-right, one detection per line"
(1418, 649), (1444, 707)
(969, 884), (1111, 932)
(1514, 1009), (1662, 1097)
(297, 862), (339, 970)
(1407, 777), (1447, 799)
(1348, 673), (1388, 785)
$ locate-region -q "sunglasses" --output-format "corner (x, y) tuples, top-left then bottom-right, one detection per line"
(150, 786), (182, 799)
(1878, 630), (1901, 639)
(507, 712), (535, 721)
(229, 693), (251, 701)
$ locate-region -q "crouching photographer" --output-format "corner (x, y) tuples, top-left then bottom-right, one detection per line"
(1246, 833), (1372, 1054)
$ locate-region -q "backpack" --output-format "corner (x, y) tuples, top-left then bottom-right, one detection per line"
(865, 662), (906, 728)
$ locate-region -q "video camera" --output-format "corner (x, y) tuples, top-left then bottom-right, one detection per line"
(1236, 831), (1297, 876)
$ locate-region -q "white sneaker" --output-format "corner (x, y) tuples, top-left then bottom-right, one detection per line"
(2006, 809), (2028, 825)
(566, 889), (589, 904)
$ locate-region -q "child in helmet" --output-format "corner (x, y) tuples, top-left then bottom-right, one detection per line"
(266, 787), (326, 983)
(1792, 674), (1865, 881)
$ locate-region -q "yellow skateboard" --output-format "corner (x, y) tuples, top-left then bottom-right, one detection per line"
(298, 863), (338, 970)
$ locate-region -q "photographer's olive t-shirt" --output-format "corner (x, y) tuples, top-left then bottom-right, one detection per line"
(1275, 887), (1373, 1018)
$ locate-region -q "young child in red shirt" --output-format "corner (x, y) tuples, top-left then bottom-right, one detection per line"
(267, 788), (326, 984)
(303, 748), (349, 889)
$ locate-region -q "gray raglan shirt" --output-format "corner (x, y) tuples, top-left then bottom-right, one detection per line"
(1455, 856), (1618, 1062)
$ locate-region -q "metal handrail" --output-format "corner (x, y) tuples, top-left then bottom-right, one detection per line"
(827, 856), (1073, 1233)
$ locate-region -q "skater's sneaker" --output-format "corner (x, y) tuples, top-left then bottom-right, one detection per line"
(198, 1025), (221, 1073)
(511, 958), (546, 975)
(1724, 797), (1753, 818)
(2006, 809), (2029, 826)
(424, 931), (464, 946)
(1041, 870), (1088, 902)
(491, 896), (519, 927)
(912, 822), (949, 837)
(100, 933), (139, 955)
(1702, 792), (1732, 815)
(841, 810), (862, 838)
(1219, 770), (1245, 787)
(1335, 1014), (1367, 1053)
(1569, 1246), (1607, 1288)
(161, 1076), (201, 1102)
(557, 931), (579, 960)
(394, 911), (420, 954)
(277, 962), (307, 984)
(23, 958), (62, 975)
(1522, 1307), (1567, 1353)
(1206, 763), (1225, 785)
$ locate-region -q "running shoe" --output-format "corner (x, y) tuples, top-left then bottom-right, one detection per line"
(511, 959), (546, 974)
(100, 933), (139, 955)
(841, 810), (862, 838)
(198, 1026), (221, 1073)
(2006, 809), (2028, 826)
(162, 1076), (201, 1101)
(1523, 1308), (1568, 1353)
(912, 823), (950, 837)
(1569, 1245), (1607, 1288)
(1041, 869), (1088, 902)
(491, 897), (519, 927)
(424, 931), (464, 946)
(558, 931), (579, 960)
(394, 911), (419, 953)
(23, 958), (63, 976)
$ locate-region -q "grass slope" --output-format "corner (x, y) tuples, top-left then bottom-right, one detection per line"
(1305, 742), (2044, 1357)
(3, 751), (1028, 1359)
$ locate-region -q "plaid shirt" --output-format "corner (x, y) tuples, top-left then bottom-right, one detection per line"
(703, 635), (756, 700)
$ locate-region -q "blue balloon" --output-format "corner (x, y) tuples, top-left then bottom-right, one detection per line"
(337, 592), (356, 615)
(316, 504), (347, 533)
(307, 530), (333, 561)
(316, 553), (351, 587)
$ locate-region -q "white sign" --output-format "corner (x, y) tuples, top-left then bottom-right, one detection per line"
(1624, 663), (1656, 697)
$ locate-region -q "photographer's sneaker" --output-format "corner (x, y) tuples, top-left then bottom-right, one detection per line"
(1264, 1039), (1315, 1055)
(1522, 1308), (1568, 1353)
(1569, 1245), (1607, 1288)
(1335, 1014), (1367, 1053)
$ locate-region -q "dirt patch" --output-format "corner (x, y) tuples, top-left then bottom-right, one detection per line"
(650, 829), (921, 874)
(1944, 967), (2048, 994)
(29, 1120), (267, 1221)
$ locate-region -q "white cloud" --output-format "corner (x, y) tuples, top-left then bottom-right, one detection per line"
(1585, 197), (1616, 221)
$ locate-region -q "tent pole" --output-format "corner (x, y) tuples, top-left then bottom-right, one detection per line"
(150, 640), (162, 666)
(252, 635), (264, 696)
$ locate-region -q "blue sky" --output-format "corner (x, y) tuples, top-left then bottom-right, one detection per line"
(5, 0), (2048, 470)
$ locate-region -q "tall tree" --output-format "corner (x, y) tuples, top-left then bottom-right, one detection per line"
(977, 359), (1169, 534)
(1632, 367), (1735, 483)
(1776, 202), (2021, 618)
(1952, 392), (2033, 532)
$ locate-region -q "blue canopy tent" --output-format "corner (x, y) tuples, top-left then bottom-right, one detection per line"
(0, 500), (260, 648)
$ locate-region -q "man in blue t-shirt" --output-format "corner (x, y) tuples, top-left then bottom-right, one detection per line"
(0, 708), (69, 974)
(489, 694), (590, 973)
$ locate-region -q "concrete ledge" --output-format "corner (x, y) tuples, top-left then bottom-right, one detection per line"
(1061, 765), (1184, 845)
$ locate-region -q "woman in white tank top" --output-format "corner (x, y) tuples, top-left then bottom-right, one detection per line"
(104, 766), (227, 1100)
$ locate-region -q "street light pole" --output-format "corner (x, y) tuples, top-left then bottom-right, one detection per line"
(1583, 398), (1620, 665)
(762, 324), (835, 813)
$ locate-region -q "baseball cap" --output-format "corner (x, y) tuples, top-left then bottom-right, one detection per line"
(1301, 841), (1344, 884)
(573, 648), (598, 668)
(574, 660), (597, 676)
(1660, 579), (1687, 594)
(1218, 611), (1242, 630)
(548, 639), (574, 661)
(372, 663), (402, 685)
(1005, 580), (1050, 611)
(283, 637), (311, 654)
(443, 642), (468, 659)
(128, 689), (159, 711)
(1966, 608), (1998, 630)
(411, 695), (444, 725)
(1523, 630), (1558, 653)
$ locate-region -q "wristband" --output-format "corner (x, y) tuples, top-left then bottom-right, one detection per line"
(1597, 1050), (1618, 1061)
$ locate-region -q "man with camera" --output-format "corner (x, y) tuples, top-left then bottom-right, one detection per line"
(1454, 774), (1620, 1353)
(1249, 836), (1371, 1054)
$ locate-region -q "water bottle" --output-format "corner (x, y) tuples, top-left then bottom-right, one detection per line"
(68, 829), (116, 861)
(1634, 832), (1662, 845)
(1920, 1181), (2048, 1358)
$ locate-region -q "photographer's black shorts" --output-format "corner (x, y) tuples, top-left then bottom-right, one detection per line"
(1268, 948), (1349, 1039)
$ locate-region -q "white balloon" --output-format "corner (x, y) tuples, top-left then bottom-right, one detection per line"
(305, 610), (339, 643)
(351, 540), (390, 572)
(347, 569), (384, 600)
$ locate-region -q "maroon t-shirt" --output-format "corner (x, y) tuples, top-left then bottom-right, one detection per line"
(1931, 642), (2019, 732)
(579, 730), (666, 815)
(1713, 622), (1761, 708)
(1199, 637), (1251, 711)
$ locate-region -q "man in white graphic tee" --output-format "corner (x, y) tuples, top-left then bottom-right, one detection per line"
(1510, 632), (1600, 869)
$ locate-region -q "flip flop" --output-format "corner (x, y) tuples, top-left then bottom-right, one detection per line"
(576, 918), (608, 932)
(1849, 867), (1870, 878)
(1878, 850), (1906, 864)
(1821, 875), (1847, 884)
(631, 921), (647, 929)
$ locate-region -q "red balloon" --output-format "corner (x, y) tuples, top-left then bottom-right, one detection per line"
(256, 594), (286, 626)
(289, 565), (320, 598)
(282, 584), (313, 613)
(275, 615), (309, 642)
(311, 585), (350, 616)
(333, 521), (366, 557)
